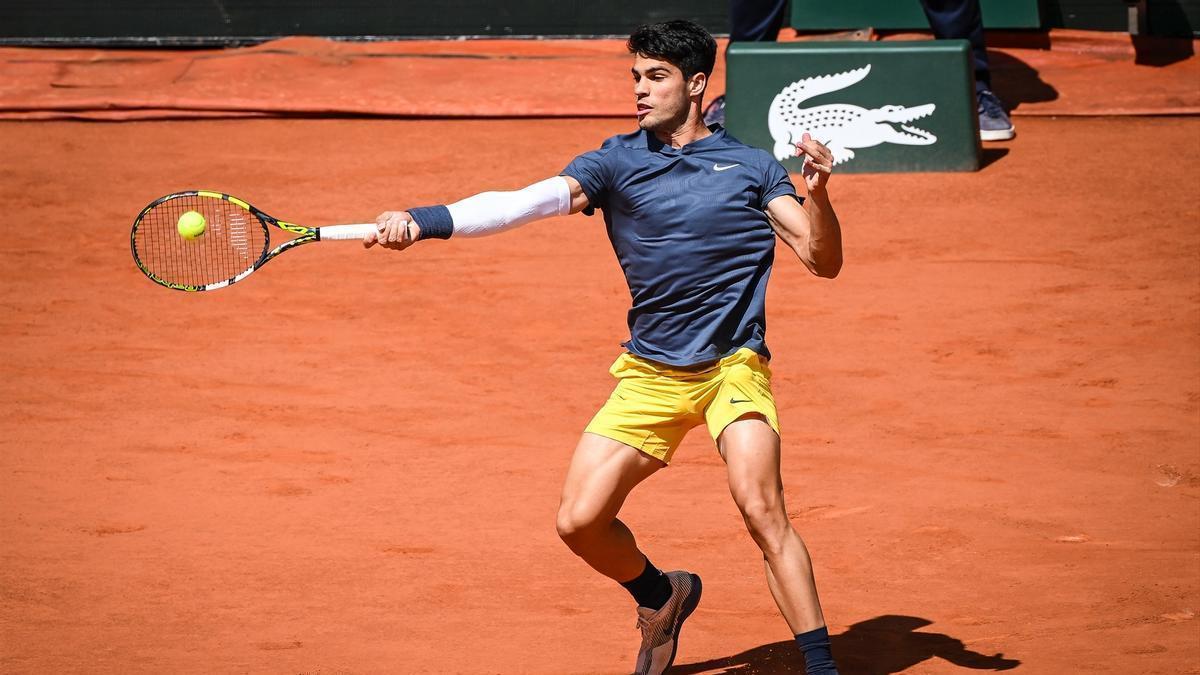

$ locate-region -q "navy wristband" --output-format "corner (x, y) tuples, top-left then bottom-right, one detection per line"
(408, 205), (454, 240)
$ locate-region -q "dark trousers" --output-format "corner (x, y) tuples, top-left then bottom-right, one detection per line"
(730, 0), (992, 91)
(730, 0), (791, 43)
(918, 0), (991, 91)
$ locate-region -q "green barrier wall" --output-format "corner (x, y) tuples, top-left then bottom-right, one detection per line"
(789, 0), (1041, 30)
(0, 0), (727, 45)
(788, 0), (1198, 36)
(725, 40), (981, 173)
(1043, 0), (1198, 36)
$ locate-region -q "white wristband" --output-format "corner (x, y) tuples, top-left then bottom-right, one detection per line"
(446, 176), (571, 238)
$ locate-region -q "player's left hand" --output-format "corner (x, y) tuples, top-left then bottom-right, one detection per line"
(795, 133), (833, 192)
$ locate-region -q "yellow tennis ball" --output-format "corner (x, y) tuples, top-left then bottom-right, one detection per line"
(177, 210), (207, 239)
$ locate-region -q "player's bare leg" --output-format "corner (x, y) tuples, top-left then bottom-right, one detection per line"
(718, 415), (826, 633)
(556, 432), (663, 581)
(558, 431), (702, 674)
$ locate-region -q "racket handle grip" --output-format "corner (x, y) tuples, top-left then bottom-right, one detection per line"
(319, 224), (378, 240)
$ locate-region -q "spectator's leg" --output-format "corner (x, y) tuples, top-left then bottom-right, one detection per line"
(919, 0), (1014, 140)
(918, 0), (990, 92)
(730, 0), (790, 43)
(708, 0), (789, 125)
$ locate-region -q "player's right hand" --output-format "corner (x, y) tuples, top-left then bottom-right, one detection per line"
(365, 211), (421, 251)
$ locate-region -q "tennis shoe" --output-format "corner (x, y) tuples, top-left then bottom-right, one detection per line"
(633, 570), (702, 675)
(977, 89), (1015, 141)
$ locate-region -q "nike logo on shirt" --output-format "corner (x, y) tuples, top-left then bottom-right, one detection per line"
(713, 163), (740, 171)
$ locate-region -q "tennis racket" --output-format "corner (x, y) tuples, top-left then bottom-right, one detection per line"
(130, 190), (377, 292)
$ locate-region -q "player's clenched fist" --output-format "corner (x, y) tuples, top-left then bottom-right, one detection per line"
(794, 132), (834, 192)
(365, 210), (420, 250)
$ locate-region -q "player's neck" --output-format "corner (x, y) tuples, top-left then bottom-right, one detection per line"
(655, 103), (711, 149)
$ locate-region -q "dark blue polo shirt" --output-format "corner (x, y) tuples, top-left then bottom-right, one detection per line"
(562, 125), (799, 367)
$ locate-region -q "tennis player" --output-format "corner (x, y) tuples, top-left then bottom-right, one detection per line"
(366, 20), (842, 675)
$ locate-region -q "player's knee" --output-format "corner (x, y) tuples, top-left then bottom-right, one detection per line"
(555, 505), (601, 546)
(739, 497), (779, 531)
(555, 512), (579, 542)
(737, 495), (788, 552)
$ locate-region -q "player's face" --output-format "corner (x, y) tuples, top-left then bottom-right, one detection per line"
(631, 55), (700, 132)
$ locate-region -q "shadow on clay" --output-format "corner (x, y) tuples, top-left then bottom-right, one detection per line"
(673, 614), (1021, 674)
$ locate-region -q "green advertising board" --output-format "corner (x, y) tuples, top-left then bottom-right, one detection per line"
(724, 40), (981, 173)
(789, 0), (1041, 30)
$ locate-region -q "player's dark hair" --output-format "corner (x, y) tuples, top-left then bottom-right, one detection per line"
(627, 20), (717, 79)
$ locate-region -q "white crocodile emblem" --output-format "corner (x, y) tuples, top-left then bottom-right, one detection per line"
(768, 64), (937, 165)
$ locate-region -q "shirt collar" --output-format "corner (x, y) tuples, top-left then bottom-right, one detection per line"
(644, 124), (726, 155)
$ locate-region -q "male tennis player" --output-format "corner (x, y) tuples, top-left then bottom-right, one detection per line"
(366, 20), (842, 675)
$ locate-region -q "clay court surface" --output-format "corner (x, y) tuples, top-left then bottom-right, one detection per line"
(0, 115), (1197, 673)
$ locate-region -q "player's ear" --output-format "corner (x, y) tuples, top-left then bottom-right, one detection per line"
(689, 71), (707, 98)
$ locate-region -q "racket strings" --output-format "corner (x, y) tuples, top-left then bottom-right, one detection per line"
(134, 195), (269, 288)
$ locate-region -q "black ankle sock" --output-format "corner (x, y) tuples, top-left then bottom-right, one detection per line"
(795, 626), (839, 675)
(619, 557), (673, 610)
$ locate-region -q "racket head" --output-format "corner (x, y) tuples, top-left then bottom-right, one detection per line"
(131, 191), (273, 292)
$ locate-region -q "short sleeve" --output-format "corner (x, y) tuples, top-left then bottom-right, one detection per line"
(561, 148), (614, 216)
(760, 155), (802, 208)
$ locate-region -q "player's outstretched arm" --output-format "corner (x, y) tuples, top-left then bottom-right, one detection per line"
(765, 133), (843, 278)
(364, 175), (588, 251)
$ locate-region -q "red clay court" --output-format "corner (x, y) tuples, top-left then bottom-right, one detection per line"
(1, 29), (1198, 675)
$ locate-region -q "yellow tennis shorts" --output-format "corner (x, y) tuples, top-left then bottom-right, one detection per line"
(584, 347), (780, 463)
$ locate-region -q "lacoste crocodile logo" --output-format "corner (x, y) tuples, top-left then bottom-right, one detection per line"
(768, 64), (937, 165)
